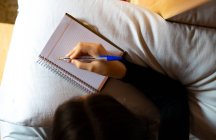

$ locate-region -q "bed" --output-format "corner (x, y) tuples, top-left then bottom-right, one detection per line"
(0, 0), (216, 139)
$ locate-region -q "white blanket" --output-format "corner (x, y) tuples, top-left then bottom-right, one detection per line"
(0, 0), (216, 139)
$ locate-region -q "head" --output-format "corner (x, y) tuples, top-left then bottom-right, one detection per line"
(52, 94), (149, 140)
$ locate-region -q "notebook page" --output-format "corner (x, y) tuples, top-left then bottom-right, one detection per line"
(40, 14), (123, 91)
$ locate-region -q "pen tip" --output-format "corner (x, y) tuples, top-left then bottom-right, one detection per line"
(58, 57), (71, 60)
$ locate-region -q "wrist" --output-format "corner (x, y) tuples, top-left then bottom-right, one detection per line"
(109, 61), (127, 79)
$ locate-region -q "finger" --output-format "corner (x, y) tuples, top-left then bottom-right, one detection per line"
(65, 49), (74, 57)
(70, 48), (84, 59)
(66, 42), (108, 60)
(77, 42), (108, 57)
(65, 42), (85, 58)
(71, 60), (93, 71)
(87, 43), (108, 56)
(69, 43), (88, 59)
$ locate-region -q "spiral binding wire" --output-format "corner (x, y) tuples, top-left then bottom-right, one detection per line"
(37, 55), (98, 94)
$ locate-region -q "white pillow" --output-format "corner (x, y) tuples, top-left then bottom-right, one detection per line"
(0, 0), (216, 139)
(0, 0), (161, 127)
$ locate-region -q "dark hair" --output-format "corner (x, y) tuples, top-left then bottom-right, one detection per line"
(52, 94), (149, 140)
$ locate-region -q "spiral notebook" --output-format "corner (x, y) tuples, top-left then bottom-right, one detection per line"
(38, 13), (124, 93)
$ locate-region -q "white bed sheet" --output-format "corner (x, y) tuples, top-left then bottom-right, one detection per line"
(0, 0), (216, 139)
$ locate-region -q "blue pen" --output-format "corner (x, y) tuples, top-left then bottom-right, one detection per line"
(58, 55), (122, 61)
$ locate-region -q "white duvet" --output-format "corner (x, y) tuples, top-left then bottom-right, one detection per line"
(0, 0), (216, 139)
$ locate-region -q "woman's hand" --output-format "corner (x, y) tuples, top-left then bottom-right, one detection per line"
(66, 42), (126, 79)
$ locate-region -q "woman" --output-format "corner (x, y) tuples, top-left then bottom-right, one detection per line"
(52, 42), (189, 140)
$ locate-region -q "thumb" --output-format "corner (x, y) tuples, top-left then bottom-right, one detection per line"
(71, 60), (93, 71)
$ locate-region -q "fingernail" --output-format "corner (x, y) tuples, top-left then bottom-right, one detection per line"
(71, 59), (75, 64)
(65, 52), (71, 57)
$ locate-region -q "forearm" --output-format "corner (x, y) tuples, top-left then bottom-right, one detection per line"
(120, 59), (182, 92)
(120, 59), (188, 105)
(120, 59), (190, 139)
